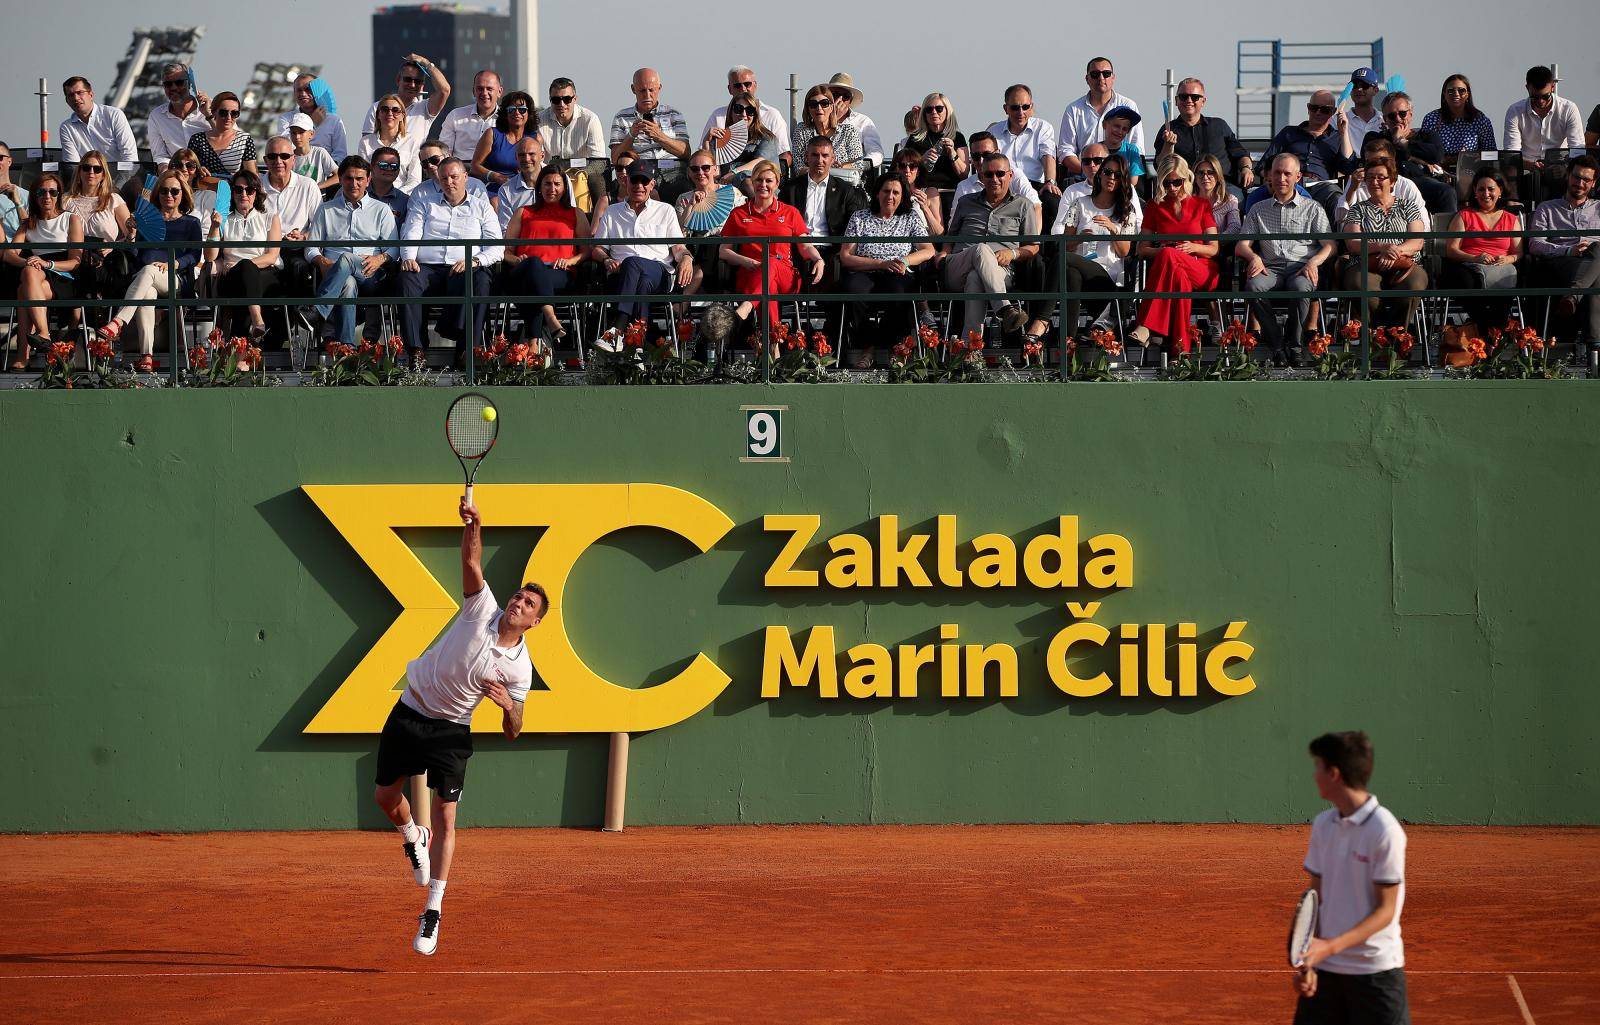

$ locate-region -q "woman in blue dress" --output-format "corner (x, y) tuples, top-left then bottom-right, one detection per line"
(472, 90), (537, 194)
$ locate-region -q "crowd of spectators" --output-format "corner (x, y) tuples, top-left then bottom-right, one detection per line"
(5, 55), (1600, 372)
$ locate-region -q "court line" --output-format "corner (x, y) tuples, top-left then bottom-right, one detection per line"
(1507, 974), (1538, 1025)
(4, 967), (1594, 982)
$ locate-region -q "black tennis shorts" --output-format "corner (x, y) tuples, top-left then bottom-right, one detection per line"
(375, 700), (474, 803)
(1294, 966), (1409, 1025)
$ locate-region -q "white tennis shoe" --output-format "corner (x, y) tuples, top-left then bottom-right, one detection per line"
(402, 826), (431, 886)
(414, 909), (441, 955)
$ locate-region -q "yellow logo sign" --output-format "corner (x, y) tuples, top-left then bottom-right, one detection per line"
(301, 484), (734, 734)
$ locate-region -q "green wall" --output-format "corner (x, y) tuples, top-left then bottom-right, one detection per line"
(1, 384), (1596, 831)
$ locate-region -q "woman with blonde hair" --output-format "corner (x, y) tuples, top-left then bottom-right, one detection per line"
(898, 92), (967, 191)
(717, 159), (824, 339)
(95, 168), (203, 370)
(360, 93), (423, 189)
(793, 84), (865, 185)
(62, 149), (133, 296)
(1129, 155), (1219, 353)
(3, 171), (83, 369)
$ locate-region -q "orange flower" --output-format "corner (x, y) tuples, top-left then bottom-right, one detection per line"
(1340, 321), (1363, 341)
(1466, 338), (1488, 361)
(1306, 334), (1331, 357)
(88, 339), (114, 361)
(47, 340), (75, 366)
(814, 336), (833, 356)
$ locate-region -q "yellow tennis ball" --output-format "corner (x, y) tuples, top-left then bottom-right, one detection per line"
(481, 406), (497, 423)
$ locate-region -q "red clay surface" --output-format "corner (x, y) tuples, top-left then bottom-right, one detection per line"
(5, 825), (1596, 1024)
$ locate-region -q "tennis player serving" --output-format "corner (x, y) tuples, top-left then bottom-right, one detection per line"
(371, 494), (547, 955)
(1292, 731), (1409, 1024)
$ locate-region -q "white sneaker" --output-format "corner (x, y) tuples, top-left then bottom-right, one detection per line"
(402, 826), (431, 886)
(594, 328), (623, 353)
(413, 909), (441, 955)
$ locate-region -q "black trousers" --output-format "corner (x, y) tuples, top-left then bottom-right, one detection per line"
(400, 264), (493, 351)
(1048, 250), (1120, 335)
(1293, 967), (1409, 1025)
(842, 268), (915, 347)
(219, 260), (280, 336)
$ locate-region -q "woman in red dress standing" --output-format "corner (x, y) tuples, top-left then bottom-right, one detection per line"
(717, 160), (824, 337)
(1129, 156), (1219, 353)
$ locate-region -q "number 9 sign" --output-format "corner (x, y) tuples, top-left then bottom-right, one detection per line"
(740, 405), (788, 463)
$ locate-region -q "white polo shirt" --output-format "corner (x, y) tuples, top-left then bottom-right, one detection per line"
(1304, 795), (1406, 975)
(987, 117), (1057, 182)
(147, 103), (210, 164)
(592, 198), (679, 265)
(260, 172), (323, 234)
(403, 585), (533, 726)
(1346, 107), (1385, 148)
(1057, 92), (1145, 162)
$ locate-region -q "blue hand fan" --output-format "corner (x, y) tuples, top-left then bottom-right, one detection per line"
(1162, 100), (1171, 126)
(684, 185), (737, 233)
(214, 180), (232, 219)
(1382, 75), (1406, 95)
(309, 77), (338, 115)
(134, 174), (166, 242)
(186, 68), (197, 99)
(1336, 83), (1354, 108)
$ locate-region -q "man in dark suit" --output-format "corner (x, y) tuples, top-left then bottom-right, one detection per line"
(781, 135), (868, 337)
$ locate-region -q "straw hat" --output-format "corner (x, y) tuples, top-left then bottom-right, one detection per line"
(827, 73), (865, 104)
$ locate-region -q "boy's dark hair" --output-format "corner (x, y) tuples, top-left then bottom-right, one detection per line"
(1309, 731), (1374, 789)
(518, 582), (550, 617)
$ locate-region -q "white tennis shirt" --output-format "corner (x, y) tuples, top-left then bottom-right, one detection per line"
(1304, 795), (1406, 974)
(401, 585), (533, 726)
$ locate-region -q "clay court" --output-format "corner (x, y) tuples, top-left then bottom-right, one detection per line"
(7, 824), (1596, 1023)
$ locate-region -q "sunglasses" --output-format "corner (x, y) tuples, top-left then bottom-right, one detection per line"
(421, 156), (444, 167)
(81, 165), (104, 174)
(1083, 155), (1106, 165)
(979, 170), (1008, 180)
(1385, 109), (1412, 120)
(733, 81), (756, 90)
(549, 94), (575, 104)
(1088, 70), (1115, 79)
(1307, 104), (1335, 115)
(807, 98), (832, 108)
(926, 105), (946, 113)
(1195, 168), (1217, 176)
(1006, 103), (1032, 112)
(157, 188), (183, 197)
(162, 79), (188, 90)
(627, 173), (653, 185)
(375, 161), (400, 171)
(1444, 87), (1470, 95)
(1352, 82), (1377, 90)
(505, 105), (529, 114)
(399, 76), (424, 86)
(215, 109), (240, 120)
(1098, 170), (1123, 180)
(233, 183), (256, 193)
(1162, 178), (1185, 189)
(689, 163), (715, 172)
(379, 106), (404, 115)
(36, 188), (60, 197)
(1177, 93), (1204, 102)
(179, 161), (199, 170)
(265, 153), (293, 161)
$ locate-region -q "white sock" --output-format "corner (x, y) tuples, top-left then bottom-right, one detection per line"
(426, 878), (447, 912)
(397, 819), (420, 844)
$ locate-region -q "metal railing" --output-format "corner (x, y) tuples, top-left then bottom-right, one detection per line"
(2, 223), (1597, 386)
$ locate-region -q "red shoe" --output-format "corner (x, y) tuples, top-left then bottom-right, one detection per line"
(98, 320), (124, 344)
(135, 354), (155, 373)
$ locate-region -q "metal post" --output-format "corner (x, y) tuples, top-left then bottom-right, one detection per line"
(1057, 237), (1070, 381)
(36, 78), (49, 148)
(167, 245), (180, 385)
(1359, 235), (1371, 377)
(759, 240), (771, 383)
(464, 240), (475, 385)
(602, 732), (629, 832)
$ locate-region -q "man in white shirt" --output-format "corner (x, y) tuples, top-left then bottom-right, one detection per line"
(957, 132), (1042, 210)
(590, 171), (693, 345)
(989, 83), (1060, 226)
(539, 77), (608, 219)
(828, 74), (883, 171)
(58, 77), (139, 183)
(438, 70), (502, 162)
(1294, 730), (1409, 1025)
(259, 135), (324, 300)
(1057, 58), (1144, 179)
(1345, 68), (1385, 147)
(701, 66), (792, 165)
(272, 74), (349, 162)
(372, 493), (544, 956)
(492, 136), (546, 233)
(1504, 65), (1586, 164)
(146, 63), (211, 169)
(399, 158), (502, 357)
(412, 141), (489, 205)
(362, 54), (452, 139)
(306, 155), (399, 345)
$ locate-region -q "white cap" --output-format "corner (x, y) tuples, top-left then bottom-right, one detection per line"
(288, 112), (314, 132)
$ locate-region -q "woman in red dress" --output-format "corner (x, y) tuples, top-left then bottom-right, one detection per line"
(717, 160), (824, 335)
(1130, 156), (1219, 353)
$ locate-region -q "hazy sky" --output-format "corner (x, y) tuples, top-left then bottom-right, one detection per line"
(4, 1), (1597, 151)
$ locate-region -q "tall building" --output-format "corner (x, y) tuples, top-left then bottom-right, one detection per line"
(371, 4), (514, 108)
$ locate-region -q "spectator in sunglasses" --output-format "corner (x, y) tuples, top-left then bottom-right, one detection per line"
(1260, 90), (1357, 218)
(1369, 92), (1457, 215)
(986, 84), (1059, 225)
(1128, 156), (1220, 354)
(1056, 58), (1143, 180)
(1053, 153), (1141, 347)
(1156, 78), (1253, 195)
(58, 76), (138, 179)
(272, 72), (349, 163)
(362, 54), (451, 139)
(827, 73), (883, 172)
(713, 100), (780, 188)
(1504, 66), (1584, 166)
(702, 66), (793, 168)
(5, 172), (85, 370)
(187, 91), (258, 180)
(893, 150), (945, 235)
(471, 90), (538, 194)
(937, 152), (1038, 339)
(260, 135), (323, 302)
(63, 150), (133, 295)
(538, 78), (608, 217)
(897, 92), (967, 191)
(93, 170), (201, 372)
(147, 62), (212, 169)
(361, 93), (425, 190)
(1421, 75), (1497, 157)
(792, 84), (864, 186)
(167, 147), (218, 225)
(204, 169), (283, 342)
(366, 145), (410, 222)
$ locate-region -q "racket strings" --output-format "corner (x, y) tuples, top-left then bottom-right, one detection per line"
(446, 397), (497, 458)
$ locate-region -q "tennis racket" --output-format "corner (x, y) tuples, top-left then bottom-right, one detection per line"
(445, 392), (498, 505)
(1287, 888), (1320, 968)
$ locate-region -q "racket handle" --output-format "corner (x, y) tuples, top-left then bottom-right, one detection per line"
(464, 484), (474, 505)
